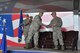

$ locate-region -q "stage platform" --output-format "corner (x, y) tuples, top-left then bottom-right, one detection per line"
(7, 47), (79, 53)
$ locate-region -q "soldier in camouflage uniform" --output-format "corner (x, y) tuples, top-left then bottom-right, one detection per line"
(26, 12), (43, 49)
(23, 15), (33, 48)
(47, 12), (64, 50)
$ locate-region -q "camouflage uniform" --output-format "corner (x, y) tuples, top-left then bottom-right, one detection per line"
(26, 15), (42, 48)
(49, 17), (64, 47)
(23, 18), (32, 44)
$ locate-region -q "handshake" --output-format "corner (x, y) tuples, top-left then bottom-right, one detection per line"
(42, 24), (51, 28)
(42, 23), (56, 28)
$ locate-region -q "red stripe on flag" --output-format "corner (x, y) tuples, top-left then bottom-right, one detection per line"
(12, 14), (27, 20)
(12, 14), (20, 20)
(14, 28), (24, 37)
(0, 39), (25, 47)
(14, 28), (18, 37)
(7, 40), (25, 47)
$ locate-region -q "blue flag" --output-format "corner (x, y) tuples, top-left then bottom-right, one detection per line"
(0, 20), (7, 53)
(18, 10), (23, 43)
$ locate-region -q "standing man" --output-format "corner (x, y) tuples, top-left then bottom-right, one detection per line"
(26, 12), (43, 49)
(47, 12), (64, 50)
(23, 15), (33, 48)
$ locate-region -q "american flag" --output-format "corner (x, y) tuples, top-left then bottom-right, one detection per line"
(0, 13), (26, 47)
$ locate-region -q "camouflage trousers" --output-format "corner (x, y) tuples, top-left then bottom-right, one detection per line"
(53, 28), (64, 46)
(23, 25), (30, 44)
(26, 28), (39, 46)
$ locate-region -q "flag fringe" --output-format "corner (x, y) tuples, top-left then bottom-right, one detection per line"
(0, 50), (2, 52)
